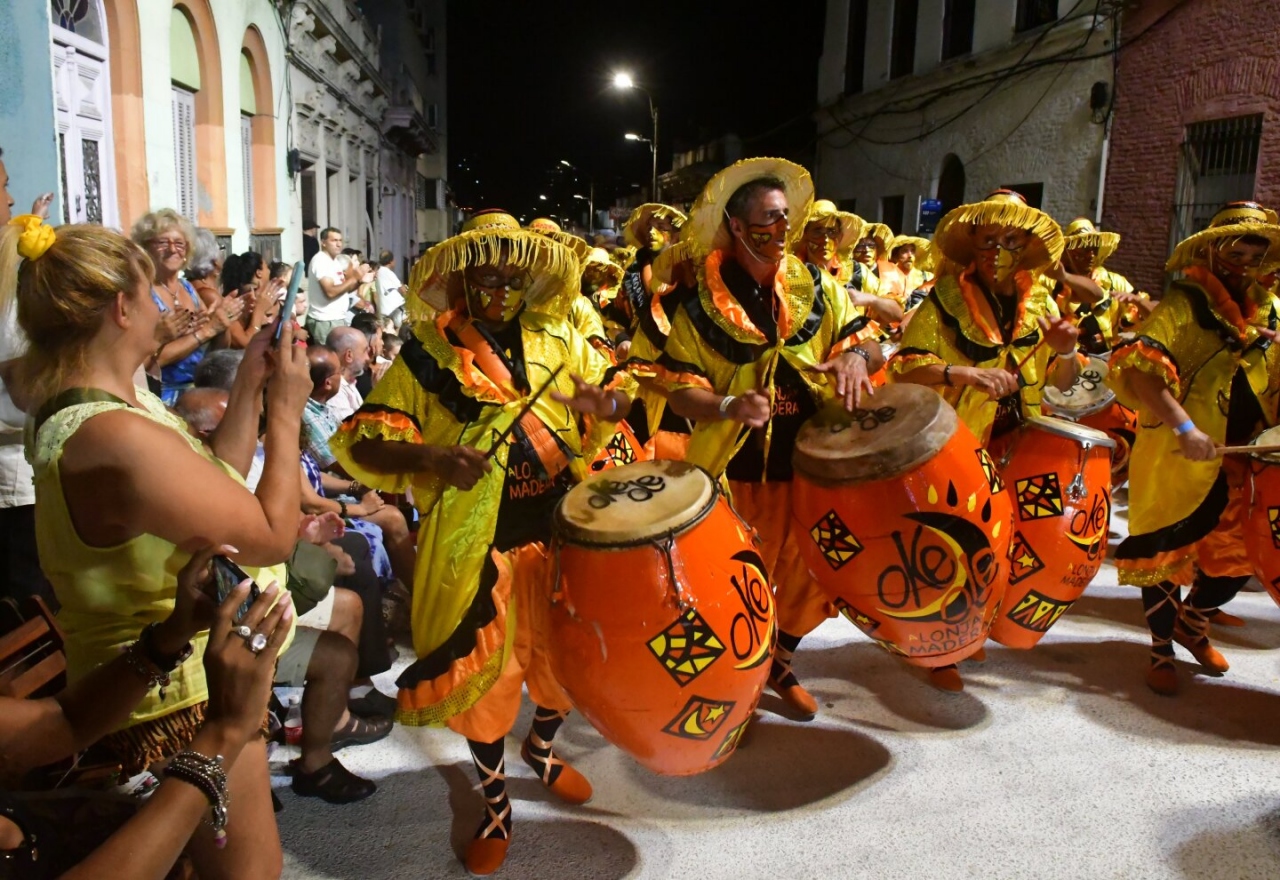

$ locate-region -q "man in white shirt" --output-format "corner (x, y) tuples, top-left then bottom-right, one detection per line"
(373, 249), (407, 325)
(306, 227), (371, 343)
(325, 325), (371, 422)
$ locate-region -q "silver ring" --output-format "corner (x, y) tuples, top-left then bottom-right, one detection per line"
(249, 632), (269, 654)
(233, 625), (252, 639)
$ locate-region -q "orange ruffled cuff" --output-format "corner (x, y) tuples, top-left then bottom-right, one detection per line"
(1110, 340), (1181, 400)
(827, 319), (883, 358)
(886, 350), (945, 377)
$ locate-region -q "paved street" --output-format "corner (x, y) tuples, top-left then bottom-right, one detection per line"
(273, 500), (1280, 880)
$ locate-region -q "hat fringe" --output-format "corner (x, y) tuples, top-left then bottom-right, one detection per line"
(933, 199), (1064, 271)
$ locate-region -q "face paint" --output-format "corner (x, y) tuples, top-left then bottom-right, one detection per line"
(747, 217), (788, 249)
(1210, 238), (1267, 283)
(803, 223), (839, 263)
(853, 238), (876, 266)
(647, 225), (668, 251)
(464, 269), (528, 323)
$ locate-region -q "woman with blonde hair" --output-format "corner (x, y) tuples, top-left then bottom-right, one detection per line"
(4, 213), (313, 879)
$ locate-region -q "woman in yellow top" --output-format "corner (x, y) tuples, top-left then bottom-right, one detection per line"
(1055, 217), (1153, 354)
(1108, 202), (1280, 696)
(4, 216), (312, 879)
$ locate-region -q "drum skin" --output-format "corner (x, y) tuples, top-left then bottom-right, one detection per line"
(1041, 355), (1136, 484)
(549, 461), (775, 776)
(790, 387), (1012, 668)
(1243, 431), (1280, 607)
(989, 418), (1114, 649)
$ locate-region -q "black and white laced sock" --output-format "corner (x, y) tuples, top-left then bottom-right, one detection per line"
(467, 738), (511, 840)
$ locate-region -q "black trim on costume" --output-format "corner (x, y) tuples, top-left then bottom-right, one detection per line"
(395, 552), (502, 689)
(1114, 472), (1230, 561)
(400, 334), (488, 423)
(683, 292), (769, 365)
(635, 283), (694, 349)
(835, 315), (873, 343)
(932, 297), (1040, 363)
(781, 263), (827, 347)
(1129, 335), (1181, 374)
(655, 351), (712, 382)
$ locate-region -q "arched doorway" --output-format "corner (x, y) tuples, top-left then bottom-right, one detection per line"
(50, 0), (119, 227)
(938, 153), (965, 214)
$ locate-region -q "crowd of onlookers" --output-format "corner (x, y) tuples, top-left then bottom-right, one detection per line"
(0, 143), (421, 878)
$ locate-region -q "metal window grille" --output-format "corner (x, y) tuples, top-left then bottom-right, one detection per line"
(1170, 114), (1262, 252)
(171, 86), (197, 220)
(241, 115), (255, 229)
(415, 174), (428, 210)
(250, 232), (281, 263)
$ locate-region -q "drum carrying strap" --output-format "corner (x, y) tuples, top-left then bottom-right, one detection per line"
(447, 314), (570, 478)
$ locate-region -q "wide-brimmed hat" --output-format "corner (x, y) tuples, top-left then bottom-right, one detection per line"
(1062, 217), (1120, 269)
(582, 247), (624, 288)
(527, 217), (562, 234)
(1166, 201), (1280, 272)
(686, 157), (814, 258)
(461, 209), (522, 233)
(931, 189), (1064, 273)
(889, 234), (935, 273)
(622, 203), (688, 248)
(804, 199), (865, 253)
(406, 225), (581, 317)
(859, 222), (894, 258)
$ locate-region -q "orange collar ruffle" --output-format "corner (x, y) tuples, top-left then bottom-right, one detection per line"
(1182, 265), (1256, 337)
(703, 249), (793, 342)
(957, 265), (1033, 345)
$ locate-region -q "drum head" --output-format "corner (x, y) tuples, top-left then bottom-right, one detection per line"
(554, 460), (717, 547)
(1250, 425), (1280, 463)
(1023, 415), (1116, 449)
(791, 383), (958, 485)
(1042, 354), (1114, 415)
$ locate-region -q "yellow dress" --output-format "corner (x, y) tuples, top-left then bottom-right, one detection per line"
(29, 389), (289, 727)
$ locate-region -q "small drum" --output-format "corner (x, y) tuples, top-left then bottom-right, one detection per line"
(989, 417), (1114, 649)
(1243, 426), (1280, 608)
(790, 384), (1012, 667)
(1042, 355), (1137, 484)
(589, 420), (649, 472)
(549, 460), (774, 776)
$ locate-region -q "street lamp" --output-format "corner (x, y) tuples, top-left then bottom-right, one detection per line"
(612, 71), (659, 201)
(539, 194), (548, 201)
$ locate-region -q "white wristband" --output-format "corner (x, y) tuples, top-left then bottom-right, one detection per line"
(718, 395), (737, 419)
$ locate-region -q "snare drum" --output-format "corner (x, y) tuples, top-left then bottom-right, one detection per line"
(1042, 354), (1137, 484)
(790, 385), (1012, 667)
(989, 417), (1114, 649)
(549, 460), (774, 776)
(1243, 426), (1280, 608)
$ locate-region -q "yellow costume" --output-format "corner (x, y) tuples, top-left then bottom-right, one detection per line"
(1057, 218), (1148, 353)
(889, 234), (936, 308)
(847, 221), (891, 296)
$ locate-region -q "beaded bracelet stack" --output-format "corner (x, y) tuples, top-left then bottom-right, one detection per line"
(120, 622), (193, 701)
(165, 751), (231, 848)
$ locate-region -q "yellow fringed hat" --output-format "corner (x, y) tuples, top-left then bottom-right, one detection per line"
(686, 157), (814, 259)
(527, 217), (562, 234)
(1062, 217), (1120, 269)
(889, 234), (935, 273)
(406, 225), (582, 318)
(611, 245), (638, 270)
(651, 239), (697, 287)
(461, 209), (522, 233)
(622, 203), (688, 248)
(860, 222), (894, 257)
(1166, 201), (1280, 272)
(931, 189), (1064, 273)
(582, 246), (624, 287)
(804, 199), (865, 253)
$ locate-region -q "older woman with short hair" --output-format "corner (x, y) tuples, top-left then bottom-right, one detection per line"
(184, 227), (224, 309)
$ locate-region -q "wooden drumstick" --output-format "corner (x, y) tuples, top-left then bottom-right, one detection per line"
(482, 365), (565, 461)
(1216, 444), (1280, 456)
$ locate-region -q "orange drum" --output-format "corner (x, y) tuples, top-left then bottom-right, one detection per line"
(1243, 426), (1280, 607)
(989, 417), (1114, 649)
(589, 420), (650, 473)
(1042, 354), (1137, 484)
(548, 460), (775, 776)
(790, 384), (1012, 667)
(868, 341), (898, 388)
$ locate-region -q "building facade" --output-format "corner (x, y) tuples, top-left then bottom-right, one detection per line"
(814, 0), (1115, 234)
(1102, 0), (1280, 295)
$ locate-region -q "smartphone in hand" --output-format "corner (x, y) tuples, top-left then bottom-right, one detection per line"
(274, 261), (307, 345)
(211, 555), (261, 621)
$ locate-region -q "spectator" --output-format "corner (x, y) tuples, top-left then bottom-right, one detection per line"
(349, 312), (383, 398)
(340, 248), (377, 316)
(132, 209), (242, 404)
(172, 388), (228, 445)
(9, 218), (313, 880)
(0, 547), (290, 879)
(373, 332), (402, 384)
(306, 228), (370, 343)
(185, 228), (225, 308)
(194, 349), (246, 391)
(374, 249), (407, 324)
(325, 325), (370, 422)
(220, 251), (283, 349)
(302, 223), (320, 267)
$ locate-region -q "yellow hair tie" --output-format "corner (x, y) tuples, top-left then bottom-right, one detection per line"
(8, 214), (56, 261)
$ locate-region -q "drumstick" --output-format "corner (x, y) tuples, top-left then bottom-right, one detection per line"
(1216, 444), (1280, 456)
(482, 365), (565, 461)
(1011, 315), (1080, 374)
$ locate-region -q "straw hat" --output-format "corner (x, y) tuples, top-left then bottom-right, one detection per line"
(804, 199), (865, 253)
(685, 157), (814, 258)
(1062, 217), (1120, 269)
(931, 189), (1064, 273)
(582, 246), (624, 288)
(889, 234), (935, 273)
(527, 217), (562, 234)
(622, 203), (688, 248)
(860, 222), (894, 258)
(1166, 201), (1280, 272)
(461, 209), (522, 233)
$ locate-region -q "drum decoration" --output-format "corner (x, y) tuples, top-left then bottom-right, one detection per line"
(790, 385), (1012, 667)
(589, 420), (649, 472)
(548, 460), (774, 776)
(1243, 426), (1280, 607)
(989, 417), (1115, 649)
(1042, 354), (1137, 484)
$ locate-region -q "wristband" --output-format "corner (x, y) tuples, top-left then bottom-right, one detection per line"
(718, 395), (737, 419)
(1172, 419), (1196, 436)
(138, 621), (194, 674)
(849, 347), (871, 363)
(338, 499), (349, 519)
(943, 365), (953, 387)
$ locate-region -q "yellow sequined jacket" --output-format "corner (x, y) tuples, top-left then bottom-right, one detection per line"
(1059, 267), (1145, 353)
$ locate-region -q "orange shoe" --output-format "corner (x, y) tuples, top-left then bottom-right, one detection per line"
(1208, 609), (1246, 628)
(521, 736), (593, 805)
(967, 647), (988, 663)
(1173, 625), (1230, 674)
(1146, 660), (1179, 696)
(928, 665), (964, 692)
(768, 676), (819, 717)
(464, 795), (511, 876)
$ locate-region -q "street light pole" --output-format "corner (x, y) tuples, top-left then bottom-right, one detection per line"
(613, 72), (660, 202)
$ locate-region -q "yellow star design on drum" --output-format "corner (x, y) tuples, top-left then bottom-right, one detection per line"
(662, 696), (737, 741)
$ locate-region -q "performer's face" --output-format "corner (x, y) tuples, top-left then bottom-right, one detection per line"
(853, 236), (876, 265)
(1063, 246), (1097, 275)
(973, 224), (1029, 286)
(730, 189), (789, 263)
(647, 217), (677, 251)
(894, 245), (916, 273)
(801, 220), (840, 263)
(464, 261), (529, 324)
(1211, 237), (1270, 289)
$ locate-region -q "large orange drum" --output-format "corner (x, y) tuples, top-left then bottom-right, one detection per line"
(989, 417), (1114, 649)
(1042, 354), (1137, 484)
(790, 384), (1011, 667)
(1243, 426), (1280, 607)
(868, 341), (898, 388)
(548, 460), (774, 776)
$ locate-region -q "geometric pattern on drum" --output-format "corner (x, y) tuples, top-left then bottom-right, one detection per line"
(712, 717), (752, 760)
(605, 431), (638, 466)
(1008, 530), (1045, 586)
(1270, 507), (1280, 549)
(809, 510), (864, 570)
(647, 607), (726, 687)
(833, 597), (880, 634)
(1006, 590), (1073, 633)
(976, 447), (1005, 493)
(1014, 473), (1064, 521)
(661, 695), (737, 741)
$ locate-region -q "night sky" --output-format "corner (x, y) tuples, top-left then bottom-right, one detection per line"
(446, 1), (827, 224)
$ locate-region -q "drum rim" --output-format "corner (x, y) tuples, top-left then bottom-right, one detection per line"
(1249, 426), (1280, 462)
(552, 463), (722, 549)
(1022, 414), (1117, 448)
(1041, 353), (1114, 416)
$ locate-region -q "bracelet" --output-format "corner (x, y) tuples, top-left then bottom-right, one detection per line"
(138, 621), (194, 674)
(338, 499), (349, 519)
(121, 632), (174, 701)
(848, 347), (872, 363)
(1172, 419), (1196, 436)
(348, 480), (360, 496)
(718, 395), (737, 419)
(943, 365), (954, 387)
(165, 751), (230, 848)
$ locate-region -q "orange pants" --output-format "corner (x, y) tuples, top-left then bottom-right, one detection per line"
(730, 480), (835, 638)
(447, 543), (572, 743)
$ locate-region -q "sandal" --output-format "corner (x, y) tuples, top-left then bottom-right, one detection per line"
(348, 689), (398, 719)
(290, 757), (377, 804)
(331, 713), (393, 751)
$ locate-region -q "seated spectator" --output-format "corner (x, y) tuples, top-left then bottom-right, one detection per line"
(172, 388), (228, 444)
(185, 228), (225, 309)
(324, 325), (370, 422)
(0, 547), (289, 879)
(349, 312), (383, 398)
(194, 348), (246, 391)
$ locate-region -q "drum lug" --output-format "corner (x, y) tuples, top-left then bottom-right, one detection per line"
(658, 536), (693, 612)
(1067, 442), (1092, 501)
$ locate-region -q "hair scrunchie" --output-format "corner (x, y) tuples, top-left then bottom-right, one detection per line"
(8, 214), (56, 261)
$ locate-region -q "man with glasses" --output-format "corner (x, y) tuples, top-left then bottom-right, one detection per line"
(305, 227), (373, 343)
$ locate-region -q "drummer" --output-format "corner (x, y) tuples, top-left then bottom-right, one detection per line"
(794, 200), (903, 327)
(887, 189), (1082, 690)
(332, 209), (637, 875)
(653, 157), (884, 718)
(888, 235), (935, 311)
(849, 221), (894, 299)
(1056, 218), (1153, 354)
(1108, 201), (1280, 697)
(615, 203), (688, 345)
